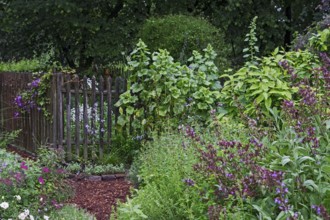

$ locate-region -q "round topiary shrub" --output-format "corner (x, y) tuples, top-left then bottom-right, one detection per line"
(138, 14), (229, 67)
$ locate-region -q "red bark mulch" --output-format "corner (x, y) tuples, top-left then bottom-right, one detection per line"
(66, 178), (131, 220)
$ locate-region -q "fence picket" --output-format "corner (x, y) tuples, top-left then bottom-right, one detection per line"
(106, 76), (112, 150)
(91, 76), (96, 159)
(99, 76), (104, 158)
(52, 73), (57, 147)
(74, 75), (80, 158)
(66, 74), (72, 160)
(83, 76), (89, 161)
(57, 73), (63, 148)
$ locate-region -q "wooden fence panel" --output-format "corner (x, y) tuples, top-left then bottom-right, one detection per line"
(0, 72), (127, 161)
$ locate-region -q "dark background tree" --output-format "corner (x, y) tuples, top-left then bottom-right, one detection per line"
(0, 0), (326, 71)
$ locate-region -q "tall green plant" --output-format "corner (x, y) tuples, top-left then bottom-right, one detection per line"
(115, 40), (222, 134)
(243, 16), (259, 63)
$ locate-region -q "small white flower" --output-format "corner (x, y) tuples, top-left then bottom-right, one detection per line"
(18, 212), (27, 220)
(15, 195), (22, 201)
(0, 202), (9, 209)
(24, 209), (30, 216)
(30, 215), (35, 220)
(43, 215), (50, 220)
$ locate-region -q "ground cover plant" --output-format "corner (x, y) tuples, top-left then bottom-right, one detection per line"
(0, 147), (69, 219)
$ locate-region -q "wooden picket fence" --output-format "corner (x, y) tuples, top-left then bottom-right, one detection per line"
(0, 72), (127, 161)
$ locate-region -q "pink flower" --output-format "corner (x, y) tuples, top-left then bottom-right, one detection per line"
(38, 176), (45, 184)
(56, 168), (65, 174)
(20, 162), (28, 170)
(42, 167), (50, 173)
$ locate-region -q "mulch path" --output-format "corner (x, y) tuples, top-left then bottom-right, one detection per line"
(66, 178), (131, 220)
(6, 145), (132, 220)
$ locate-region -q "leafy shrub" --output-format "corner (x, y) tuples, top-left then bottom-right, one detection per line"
(113, 134), (200, 220)
(220, 47), (321, 123)
(50, 204), (96, 220)
(101, 134), (143, 166)
(0, 130), (20, 149)
(84, 163), (124, 175)
(116, 40), (222, 134)
(138, 14), (229, 67)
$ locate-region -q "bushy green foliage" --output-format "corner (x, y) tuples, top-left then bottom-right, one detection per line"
(113, 134), (201, 220)
(0, 59), (42, 72)
(0, 51), (61, 72)
(0, 130), (20, 149)
(116, 40), (222, 133)
(101, 134), (143, 166)
(220, 47), (321, 122)
(50, 204), (96, 220)
(84, 163), (124, 175)
(138, 14), (229, 66)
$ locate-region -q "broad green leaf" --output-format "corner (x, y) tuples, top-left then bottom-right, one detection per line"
(303, 180), (318, 191)
(265, 98), (272, 109)
(255, 94), (264, 104)
(281, 156), (291, 166)
(117, 115), (127, 126)
(158, 106), (168, 117)
(197, 102), (208, 110)
(298, 156), (315, 164)
(126, 106), (134, 115)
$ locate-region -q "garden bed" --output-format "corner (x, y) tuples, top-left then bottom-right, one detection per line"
(5, 145), (132, 220)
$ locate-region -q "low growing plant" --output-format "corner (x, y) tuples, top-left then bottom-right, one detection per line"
(113, 133), (201, 220)
(0, 148), (68, 219)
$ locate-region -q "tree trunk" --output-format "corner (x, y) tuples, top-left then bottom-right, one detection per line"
(284, 4), (292, 50)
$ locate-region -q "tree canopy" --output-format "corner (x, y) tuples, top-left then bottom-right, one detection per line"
(0, 0), (327, 71)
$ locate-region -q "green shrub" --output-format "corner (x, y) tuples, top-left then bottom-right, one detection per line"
(50, 204), (96, 220)
(0, 130), (20, 149)
(116, 40), (222, 134)
(102, 134), (143, 166)
(113, 133), (201, 220)
(220, 47), (321, 124)
(138, 14), (229, 67)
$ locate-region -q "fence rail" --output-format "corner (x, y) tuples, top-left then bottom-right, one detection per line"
(0, 72), (127, 161)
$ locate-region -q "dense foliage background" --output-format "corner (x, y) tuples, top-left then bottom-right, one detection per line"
(0, 0), (327, 71)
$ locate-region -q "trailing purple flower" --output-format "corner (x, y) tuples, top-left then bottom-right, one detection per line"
(312, 205), (330, 219)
